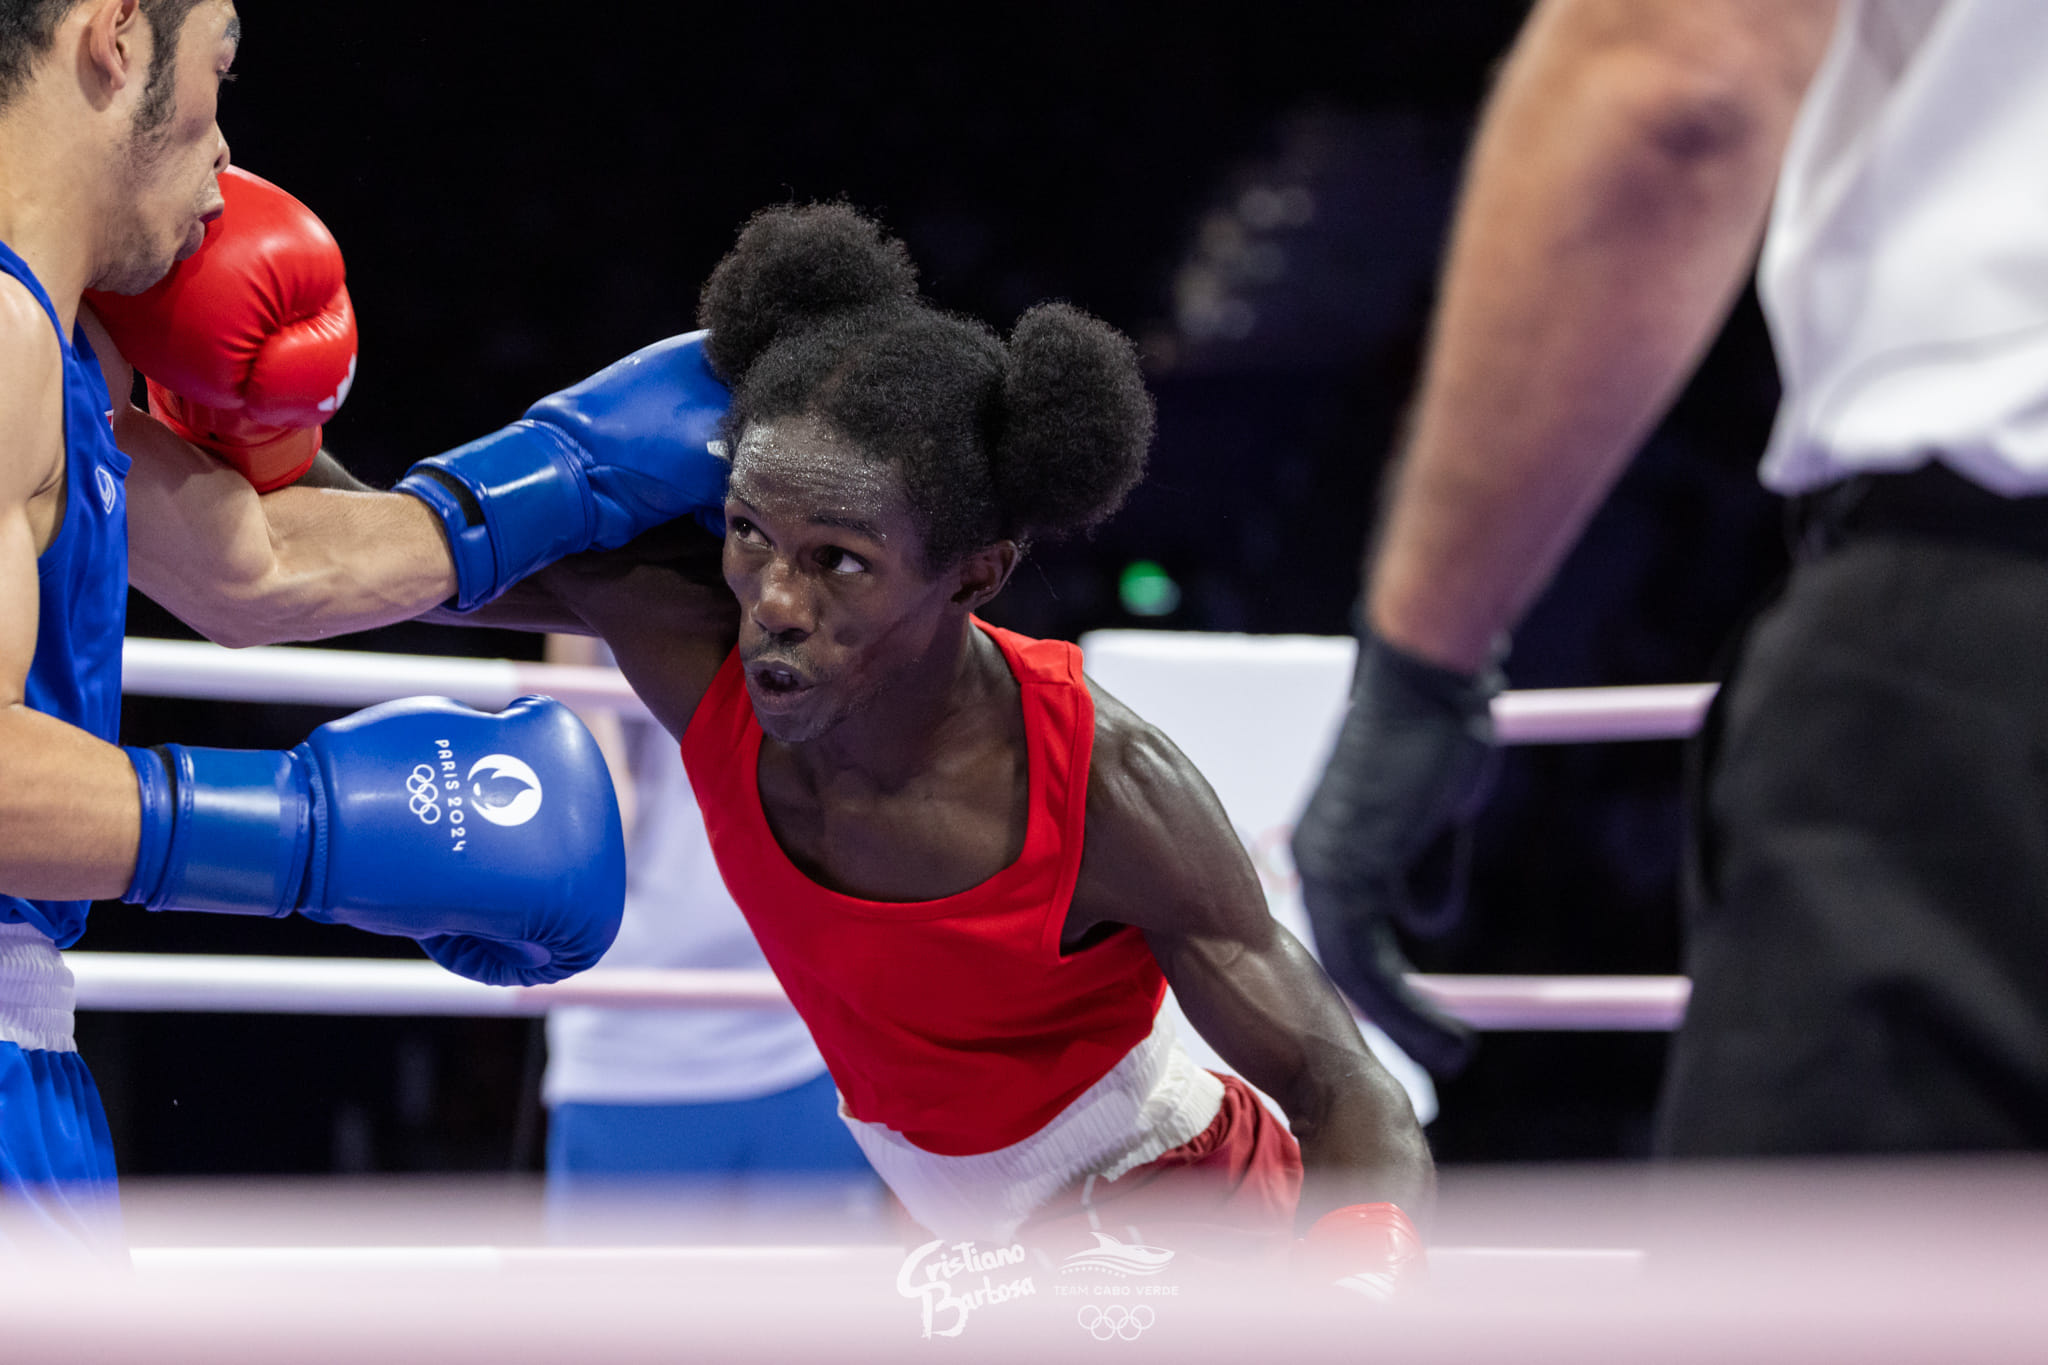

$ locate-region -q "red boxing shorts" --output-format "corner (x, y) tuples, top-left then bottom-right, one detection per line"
(1022, 1073), (1302, 1266)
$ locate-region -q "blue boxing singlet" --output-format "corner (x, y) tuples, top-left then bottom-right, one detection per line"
(0, 242), (131, 948)
(0, 243), (127, 1257)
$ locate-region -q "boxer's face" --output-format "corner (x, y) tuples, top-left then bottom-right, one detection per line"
(97, 1), (235, 294)
(724, 414), (980, 745)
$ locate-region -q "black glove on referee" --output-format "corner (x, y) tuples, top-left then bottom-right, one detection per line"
(1291, 623), (1503, 1077)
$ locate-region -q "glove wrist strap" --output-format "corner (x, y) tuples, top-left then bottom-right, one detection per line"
(396, 421), (596, 611)
(123, 746), (176, 904)
(121, 744), (314, 918)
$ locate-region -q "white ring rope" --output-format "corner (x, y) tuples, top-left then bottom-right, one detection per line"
(121, 638), (1717, 745)
(64, 953), (1690, 1030)
(105, 636), (1703, 1031)
(123, 1243), (1643, 1277)
(123, 638), (653, 722)
(1491, 682), (1714, 745)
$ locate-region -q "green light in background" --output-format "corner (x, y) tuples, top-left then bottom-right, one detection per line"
(1118, 560), (1182, 617)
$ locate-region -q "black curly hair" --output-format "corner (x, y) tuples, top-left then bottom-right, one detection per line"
(697, 203), (1155, 570)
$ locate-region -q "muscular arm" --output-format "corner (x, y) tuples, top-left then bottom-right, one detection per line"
(1070, 686), (1434, 1225)
(490, 523), (739, 741)
(214, 418), (736, 735)
(84, 308), (461, 648)
(1368, 0), (1838, 671)
(0, 289), (141, 901)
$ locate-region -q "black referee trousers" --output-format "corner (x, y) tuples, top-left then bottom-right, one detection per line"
(1658, 466), (2048, 1154)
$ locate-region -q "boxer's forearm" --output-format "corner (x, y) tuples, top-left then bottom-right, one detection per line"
(125, 409), (461, 646)
(1368, 0), (1835, 673)
(1146, 914), (1437, 1225)
(1288, 1058), (1438, 1231)
(239, 483), (462, 640)
(415, 576), (592, 635)
(1229, 938), (1437, 1224)
(0, 705), (141, 901)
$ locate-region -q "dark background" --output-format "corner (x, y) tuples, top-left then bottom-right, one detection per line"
(85, 2), (1789, 1175)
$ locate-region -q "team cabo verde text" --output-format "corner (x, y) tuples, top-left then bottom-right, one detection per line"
(1054, 1281), (1181, 1297)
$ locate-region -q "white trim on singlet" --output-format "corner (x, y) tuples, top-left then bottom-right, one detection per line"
(0, 921), (76, 1053)
(840, 1013), (1225, 1243)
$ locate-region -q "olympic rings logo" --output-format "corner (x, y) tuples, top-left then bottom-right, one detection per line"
(1076, 1305), (1154, 1341)
(406, 764), (442, 824)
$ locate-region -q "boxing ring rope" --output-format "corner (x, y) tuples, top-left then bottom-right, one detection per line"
(119, 1241), (1646, 1279)
(64, 953), (1691, 1029)
(103, 637), (1707, 1030)
(121, 637), (1717, 745)
(123, 638), (654, 723)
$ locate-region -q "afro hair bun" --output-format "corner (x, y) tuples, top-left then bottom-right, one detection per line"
(697, 203), (919, 384)
(994, 302), (1155, 542)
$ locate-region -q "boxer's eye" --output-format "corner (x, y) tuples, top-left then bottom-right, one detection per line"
(728, 517), (766, 546)
(818, 546), (867, 576)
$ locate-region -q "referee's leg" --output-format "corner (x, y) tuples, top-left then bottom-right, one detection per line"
(1658, 536), (2048, 1154)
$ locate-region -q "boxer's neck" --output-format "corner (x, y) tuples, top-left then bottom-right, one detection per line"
(0, 110), (117, 330)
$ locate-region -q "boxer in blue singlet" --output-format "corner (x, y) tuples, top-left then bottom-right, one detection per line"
(0, 242), (129, 1251)
(0, 1), (730, 1252)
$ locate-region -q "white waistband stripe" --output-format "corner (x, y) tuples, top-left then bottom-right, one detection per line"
(840, 1015), (1224, 1242)
(0, 922), (77, 1053)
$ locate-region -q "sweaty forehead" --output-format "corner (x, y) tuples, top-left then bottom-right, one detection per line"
(728, 416), (916, 531)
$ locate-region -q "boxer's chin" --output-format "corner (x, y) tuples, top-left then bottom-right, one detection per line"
(174, 218), (208, 262)
(91, 253), (173, 298)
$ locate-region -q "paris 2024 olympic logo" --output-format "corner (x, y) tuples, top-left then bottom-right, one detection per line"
(407, 745), (546, 855)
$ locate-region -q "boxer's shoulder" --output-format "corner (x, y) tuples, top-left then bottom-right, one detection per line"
(0, 277), (65, 499)
(1081, 678), (1206, 816)
(1073, 679), (1254, 936)
(0, 271), (59, 381)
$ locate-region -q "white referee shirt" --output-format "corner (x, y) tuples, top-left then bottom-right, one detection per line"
(1759, 0), (2048, 496)
(542, 720), (829, 1107)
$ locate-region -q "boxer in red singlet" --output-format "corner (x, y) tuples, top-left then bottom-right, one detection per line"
(530, 204), (1434, 1287)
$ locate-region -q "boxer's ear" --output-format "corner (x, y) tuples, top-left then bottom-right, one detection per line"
(951, 540), (1020, 609)
(79, 0), (147, 99)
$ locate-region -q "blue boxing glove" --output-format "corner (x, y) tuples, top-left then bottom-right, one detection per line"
(123, 696), (626, 987)
(396, 331), (731, 610)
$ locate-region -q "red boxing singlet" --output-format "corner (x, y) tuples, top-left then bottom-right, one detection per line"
(680, 621), (1167, 1157)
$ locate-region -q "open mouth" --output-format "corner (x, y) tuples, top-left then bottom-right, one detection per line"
(745, 659), (816, 711)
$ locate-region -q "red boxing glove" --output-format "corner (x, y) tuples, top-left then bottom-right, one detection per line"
(1295, 1202), (1427, 1302)
(86, 166), (356, 492)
